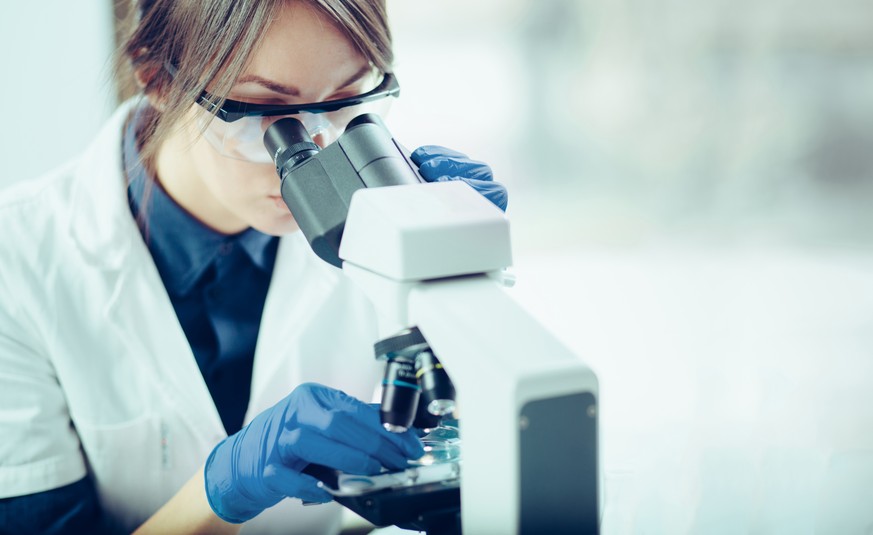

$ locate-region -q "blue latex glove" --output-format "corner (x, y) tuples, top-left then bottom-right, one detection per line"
(411, 146), (508, 211)
(204, 383), (425, 523)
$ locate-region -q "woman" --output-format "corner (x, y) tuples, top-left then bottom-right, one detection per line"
(0, 0), (506, 533)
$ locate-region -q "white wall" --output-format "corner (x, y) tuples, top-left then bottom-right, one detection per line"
(0, 1), (115, 189)
(387, 1), (873, 532)
(387, 0), (873, 253)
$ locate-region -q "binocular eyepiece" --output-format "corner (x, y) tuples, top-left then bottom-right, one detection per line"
(262, 113), (422, 268)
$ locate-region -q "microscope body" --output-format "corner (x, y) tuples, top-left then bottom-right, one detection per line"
(341, 183), (599, 534)
(266, 115), (600, 533)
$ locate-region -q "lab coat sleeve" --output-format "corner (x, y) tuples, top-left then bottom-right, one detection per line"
(0, 278), (87, 498)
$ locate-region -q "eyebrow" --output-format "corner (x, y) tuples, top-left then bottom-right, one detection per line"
(234, 64), (375, 98)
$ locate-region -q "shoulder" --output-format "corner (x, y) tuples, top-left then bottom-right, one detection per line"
(0, 164), (81, 332)
(0, 99), (138, 273)
(0, 98), (138, 225)
(0, 160), (77, 216)
(0, 161), (77, 247)
(0, 162), (79, 267)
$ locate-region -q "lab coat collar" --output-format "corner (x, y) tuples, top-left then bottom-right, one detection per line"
(100, 227), (345, 445)
(68, 98), (143, 271)
(63, 99), (227, 442)
(123, 109), (277, 296)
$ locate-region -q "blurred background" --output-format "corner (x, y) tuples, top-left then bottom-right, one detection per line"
(2, 0), (872, 532)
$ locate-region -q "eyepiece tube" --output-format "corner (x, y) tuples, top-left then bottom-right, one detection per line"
(345, 112), (385, 131)
(264, 118), (320, 175)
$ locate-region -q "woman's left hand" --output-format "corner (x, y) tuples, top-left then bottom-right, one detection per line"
(411, 146), (508, 211)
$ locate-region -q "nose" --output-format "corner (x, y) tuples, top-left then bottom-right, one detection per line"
(310, 130), (336, 149)
(310, 131), (329, 149)
(298, 112), (339, 149)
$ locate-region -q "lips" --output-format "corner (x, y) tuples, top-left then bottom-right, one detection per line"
(270, 195), (289, 211)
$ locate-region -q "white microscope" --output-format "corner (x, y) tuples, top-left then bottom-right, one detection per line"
(264, 115), (599, 534)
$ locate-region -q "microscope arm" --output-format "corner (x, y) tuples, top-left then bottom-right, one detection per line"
(339, 181), (600, 534)
(413, 274), (598, 533)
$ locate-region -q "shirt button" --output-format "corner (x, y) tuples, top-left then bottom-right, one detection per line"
(207, 288), (220, 300)
(219, 242), (234, 255)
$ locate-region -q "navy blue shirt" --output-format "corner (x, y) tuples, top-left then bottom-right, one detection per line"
(124, 105), (279, 435)
(0, 478), (108, 534)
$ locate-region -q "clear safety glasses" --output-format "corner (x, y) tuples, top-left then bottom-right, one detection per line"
(193, 70), (400, 164)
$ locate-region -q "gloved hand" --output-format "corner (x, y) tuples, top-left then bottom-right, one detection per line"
(411, 146), (508, 211)
(204, 382), (425, 523)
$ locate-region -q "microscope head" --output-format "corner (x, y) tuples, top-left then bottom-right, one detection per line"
(264, 113), (422, 268)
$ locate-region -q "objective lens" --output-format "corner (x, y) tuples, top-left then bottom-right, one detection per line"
(412, 394), (441, 431)
(415, 351), (456, 417)
(380, 357), (420, 433)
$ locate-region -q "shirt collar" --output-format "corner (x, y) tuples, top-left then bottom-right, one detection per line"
(124, 103), (277, 296)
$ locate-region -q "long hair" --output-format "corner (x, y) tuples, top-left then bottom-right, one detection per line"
(114, 0), (393, 172)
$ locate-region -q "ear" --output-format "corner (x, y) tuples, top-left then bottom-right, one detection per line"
(133, 59), (168, 111)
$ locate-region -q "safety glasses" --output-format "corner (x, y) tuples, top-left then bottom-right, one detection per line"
(167, 62), (400, 163)
(198, 72), (399, 123)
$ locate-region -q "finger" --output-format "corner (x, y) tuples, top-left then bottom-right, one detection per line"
(411, 145), (469, 166)
(293, 473), (334, 503)
(431, 177), (507, 210)
(279, 427), (386, 475)
(294, 385), (425, 462)
(264, 464), (334, 503)
(431, 177), (508, 211)
(319, 410), (422, 470)
(336, 403), (426, 461)
(304, 388), (425, 460)
(418, 156), (493, 182)
(459, 178), (508, 211)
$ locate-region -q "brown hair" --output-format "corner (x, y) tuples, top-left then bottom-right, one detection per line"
(114, 0), (393, 172)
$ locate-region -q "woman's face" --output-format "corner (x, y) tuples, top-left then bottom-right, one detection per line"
(160, 1), (373, 236)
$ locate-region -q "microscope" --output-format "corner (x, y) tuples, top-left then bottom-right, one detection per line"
(264, 115), (599, 534)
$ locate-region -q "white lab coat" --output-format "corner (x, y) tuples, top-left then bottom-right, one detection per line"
(0, 101), (385, 534)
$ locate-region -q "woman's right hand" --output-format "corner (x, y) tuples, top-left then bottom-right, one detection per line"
(203, 382), (425, 523)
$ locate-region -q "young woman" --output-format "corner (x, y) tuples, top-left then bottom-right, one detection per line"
(0, 0), (506, 533)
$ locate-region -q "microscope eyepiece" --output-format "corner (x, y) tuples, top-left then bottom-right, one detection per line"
(260, 111), (423, 268)
(345, 112), (385, 131)
(264, 117), (320, 174)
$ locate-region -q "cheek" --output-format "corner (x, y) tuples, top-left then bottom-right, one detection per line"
(191, 135), (279, 200)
